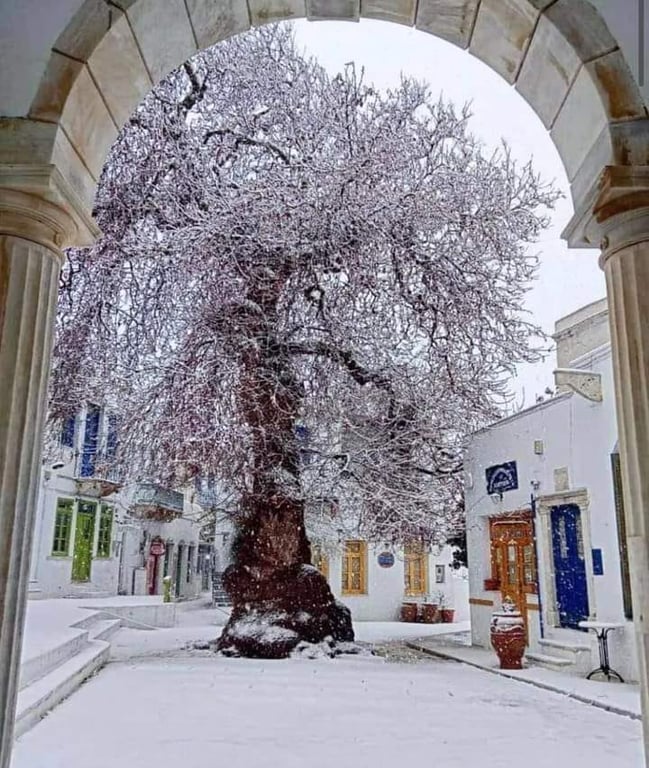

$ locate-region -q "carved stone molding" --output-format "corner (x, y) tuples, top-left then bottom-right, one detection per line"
(553, 368), (603, 402)
(0, 165), (99, 248)
(563, 165), (649, 251)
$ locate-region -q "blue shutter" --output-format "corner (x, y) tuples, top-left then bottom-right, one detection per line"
(61, 415), (76, 448)
(80, 405), (100, 477)
(106, 414), (118, 459)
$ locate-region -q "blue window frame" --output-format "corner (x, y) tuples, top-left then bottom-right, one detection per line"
(61, 415), (76, 448)
(80, 404), (100, 477)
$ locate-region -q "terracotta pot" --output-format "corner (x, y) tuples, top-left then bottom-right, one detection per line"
(440, 609), (455, 623)
(421, 603), (439, 624)
(490, 610), (526, 670)
(401, 602), (419, 623)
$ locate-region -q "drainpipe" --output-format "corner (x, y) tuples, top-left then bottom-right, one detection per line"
(530, 491), (545, 639)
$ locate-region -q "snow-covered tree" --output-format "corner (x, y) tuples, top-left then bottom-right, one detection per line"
(50, 25), (557, 657)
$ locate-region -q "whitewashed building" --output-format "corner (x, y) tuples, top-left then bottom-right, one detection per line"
(29, 404), (209, 601)
(464, 298), (636, 680)
(213, 513), (469, 623)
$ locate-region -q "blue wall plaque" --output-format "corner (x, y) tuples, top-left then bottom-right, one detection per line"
(485, 461), (519, 495)
(377, 552), (395, 568)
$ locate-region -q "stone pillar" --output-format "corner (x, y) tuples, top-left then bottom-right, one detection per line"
(0, 188), (76, 768)
(599, 207), (649, 764)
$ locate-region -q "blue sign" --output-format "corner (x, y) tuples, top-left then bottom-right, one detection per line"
(485, 461), (518, 495)
(377, 552), (395, 568)
(592, 548), (604, 575)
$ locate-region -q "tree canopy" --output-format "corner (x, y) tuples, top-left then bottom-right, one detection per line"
(51, 24), (558, 548)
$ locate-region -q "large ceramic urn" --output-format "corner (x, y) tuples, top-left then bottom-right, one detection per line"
(490, 600), (526, 670)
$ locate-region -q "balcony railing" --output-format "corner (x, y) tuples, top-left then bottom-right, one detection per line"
(74, 455), (123, 498)
(130, 482), (184, 522)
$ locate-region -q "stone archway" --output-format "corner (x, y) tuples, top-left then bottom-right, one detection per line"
(1, 2), (649, 766)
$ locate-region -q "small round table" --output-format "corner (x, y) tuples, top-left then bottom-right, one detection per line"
(578, 620), (625, 682)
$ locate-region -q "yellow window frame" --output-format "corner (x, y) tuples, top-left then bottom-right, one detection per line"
(342, 540), (367, 595)
(404, 541), (428, 596)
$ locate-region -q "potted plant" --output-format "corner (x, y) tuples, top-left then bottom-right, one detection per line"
(437, 591), (455, 623)
(401, 602), (419, 623)
(421, 599), (439, 624)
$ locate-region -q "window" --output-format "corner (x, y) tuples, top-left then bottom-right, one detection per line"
(60, 415), (76, 448)
(80, 404), (100, 477)
(404, 541), (428, 596)
(105, 414), (118, 459)
(311, 543), (329, 581)
(52, 498), (74, 556)
(611, 452), (633, 619)
(96, 505), (113, 558)
(342, 540), (367, 595)
(187, 546), (195, 583)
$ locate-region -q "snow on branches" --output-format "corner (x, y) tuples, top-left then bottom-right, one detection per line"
(51, 24), (558, 547)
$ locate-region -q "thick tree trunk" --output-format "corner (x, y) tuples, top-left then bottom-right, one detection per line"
(216, 275), (353, 658)
(216, 499), (353, 658)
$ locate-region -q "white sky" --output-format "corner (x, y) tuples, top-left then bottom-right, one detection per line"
(293, 19), (607, 407)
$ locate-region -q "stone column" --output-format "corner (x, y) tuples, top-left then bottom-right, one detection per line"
(0, 188), (76, 768)
(599, 207), (649, 764)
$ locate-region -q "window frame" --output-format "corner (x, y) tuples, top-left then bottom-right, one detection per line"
(404, 541), (428, 596)
(342, 540), (368, 596)
(96, 504), (113, 559)
(51, 497), (74, 557)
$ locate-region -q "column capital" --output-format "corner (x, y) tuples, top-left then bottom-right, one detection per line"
(0, 164), (100, 251)
(563, 166), (649, 261)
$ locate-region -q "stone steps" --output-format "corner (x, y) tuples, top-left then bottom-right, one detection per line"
(15, 640), (109, 738)
(525, 651), (574, 671)
(15, 611), (122, 737)
(19, 630), (89, 691)
(537, 636), (592, 675)
(87, 618), (123, 642)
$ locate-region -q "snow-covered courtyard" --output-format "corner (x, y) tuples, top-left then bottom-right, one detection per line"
(12, 601), (643, 768)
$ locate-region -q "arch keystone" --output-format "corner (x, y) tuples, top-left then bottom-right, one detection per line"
(362, 0), (417, 26)
(307, 0), (360, 21)
(249, 1), (306, 26)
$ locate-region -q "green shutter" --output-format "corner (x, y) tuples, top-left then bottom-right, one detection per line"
(96, 505), (113, 558)
(52, 499), (74, 556)
(611, 453), (633, 620)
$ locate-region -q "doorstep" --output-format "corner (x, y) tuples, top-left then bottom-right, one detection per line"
(405, 638), (641, 721)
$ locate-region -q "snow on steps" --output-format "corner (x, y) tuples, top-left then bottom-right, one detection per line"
(19, 630), (89, 691)
(526, 637), (593, 675)
(15, 640), (110, 737)
(15, 612), (122, 737)
(525, 651), (574, 671)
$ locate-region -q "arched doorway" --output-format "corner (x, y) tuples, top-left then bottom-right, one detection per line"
(1, 3), (648, 766)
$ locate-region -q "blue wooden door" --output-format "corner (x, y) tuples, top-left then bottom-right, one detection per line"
(550, 504), (589, 628)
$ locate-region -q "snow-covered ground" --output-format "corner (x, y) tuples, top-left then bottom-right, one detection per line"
(12, 599), (642, 768)
(12, 652), (642, 768)
(108, 599), (470, 660)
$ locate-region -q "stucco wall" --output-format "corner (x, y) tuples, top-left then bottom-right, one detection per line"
(465, 340), (637, 680)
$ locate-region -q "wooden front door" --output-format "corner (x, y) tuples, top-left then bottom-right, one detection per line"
(72, 501), (96, 582)
(489, 517), (537, 642)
